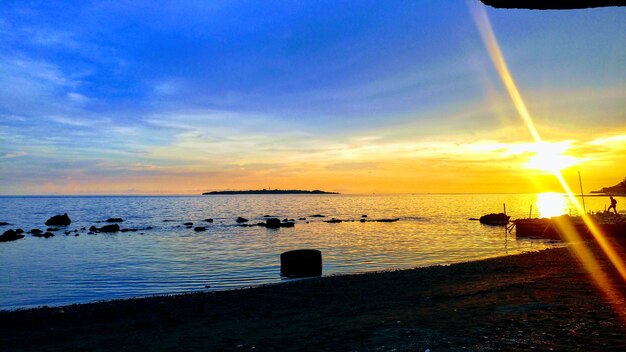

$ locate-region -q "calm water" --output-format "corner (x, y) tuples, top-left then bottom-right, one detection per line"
(0, 193), (619, 310)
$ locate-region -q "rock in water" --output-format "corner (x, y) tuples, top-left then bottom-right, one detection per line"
(266, 218), (281, 229)
(105, 218), (124, 223)
(99, 224), (120, 233)
(0, 229), (25, 242)
(236, 217), (249, 223)
(194, 226), (207, 232)
(204, 218), (213, 223)
(280, 249), (322, 278)
(0, 222), (9, 226)
(479, 213), (510, 226)
(45, 213), (71, 226)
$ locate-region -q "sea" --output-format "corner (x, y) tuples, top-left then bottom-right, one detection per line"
(0, 193), (620, 310)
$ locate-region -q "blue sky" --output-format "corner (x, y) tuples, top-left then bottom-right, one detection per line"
(1, 1), (625, 194)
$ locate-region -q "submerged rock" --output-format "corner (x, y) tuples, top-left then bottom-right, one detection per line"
(45, 213), (71, 226)
(183, 222), (193, 226)
(0, 222), (9, 226)
(236, 217), (249, 223)
(0, 229), (24, 242)
(194, 226), (207, 232)
(15, 228), (24, 234)
(89, 226), (98, 232)
(280, 222), (295, 228)
(29, 229), (42, 234)
(324, 218), (342, 223)
(105, 218), (124, 223)
(204, 218), (213, 223)
(266, 218), (281, 229)
(375, 218), (400, 223)
(46, 227), (59, 232)
(99, 224), (120, 233)
(309, 214), (326, 218)
(33, 231), (54, 238)
(479, 213), (510, 226)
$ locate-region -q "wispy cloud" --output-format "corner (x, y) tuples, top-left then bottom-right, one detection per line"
(0, 151), (27, 159)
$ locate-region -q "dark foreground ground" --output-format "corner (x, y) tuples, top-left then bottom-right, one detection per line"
(2, 241), (625, 352)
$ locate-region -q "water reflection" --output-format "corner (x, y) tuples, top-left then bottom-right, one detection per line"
(536, 192), (567, 218)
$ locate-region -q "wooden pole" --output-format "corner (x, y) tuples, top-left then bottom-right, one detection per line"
(529, 204), (532, 219)
(503, 203), (506, 215)
(578, 171), (586, 214)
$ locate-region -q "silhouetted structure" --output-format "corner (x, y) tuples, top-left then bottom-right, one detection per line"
(280, 249), (322, 278)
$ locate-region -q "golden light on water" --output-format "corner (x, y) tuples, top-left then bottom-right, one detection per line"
(536, 193), (567, 218)
(469, 1), (626, 322)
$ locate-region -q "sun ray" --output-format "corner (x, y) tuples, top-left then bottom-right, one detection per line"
(469, 1), (626, 321)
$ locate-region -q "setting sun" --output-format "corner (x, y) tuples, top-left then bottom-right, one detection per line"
(536, 192), (568, 218)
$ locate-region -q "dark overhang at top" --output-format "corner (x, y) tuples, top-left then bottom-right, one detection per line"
(480, 0), (626, 9)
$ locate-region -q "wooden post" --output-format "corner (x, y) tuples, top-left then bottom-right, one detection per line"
(529, 205), (532, 219)
(503, 203), (506, 215)
(578, 171), (586, 214)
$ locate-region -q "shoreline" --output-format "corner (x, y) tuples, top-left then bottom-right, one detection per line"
(2, 241), (625, 351)
(0, 247), (563, 312)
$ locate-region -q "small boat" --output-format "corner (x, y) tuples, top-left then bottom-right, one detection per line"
(479, 213), (510, 226)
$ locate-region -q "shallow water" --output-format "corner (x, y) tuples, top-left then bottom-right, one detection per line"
(0, 193), (619, 310)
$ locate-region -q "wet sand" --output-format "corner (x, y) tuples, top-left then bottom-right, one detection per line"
(1, 240), (625, 351)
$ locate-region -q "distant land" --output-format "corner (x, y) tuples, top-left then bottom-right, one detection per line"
(202, 189), (339, 195)
(590, 177), (626, 195)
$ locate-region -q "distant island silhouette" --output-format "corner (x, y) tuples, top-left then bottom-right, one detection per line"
(590, 177), (626, 195)
(202, 189), (339, 195)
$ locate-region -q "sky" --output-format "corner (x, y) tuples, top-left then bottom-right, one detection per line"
(0, 0), (624, 195)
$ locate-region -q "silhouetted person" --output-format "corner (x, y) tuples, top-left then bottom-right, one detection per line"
(608, 196), (617, 215)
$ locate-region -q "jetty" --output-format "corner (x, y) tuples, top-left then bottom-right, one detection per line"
(514, 213), (626, 241)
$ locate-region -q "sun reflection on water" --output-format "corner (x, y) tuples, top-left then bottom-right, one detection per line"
(536, 192), (567, 218)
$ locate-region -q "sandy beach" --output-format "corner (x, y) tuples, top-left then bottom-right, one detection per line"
(1, 239), (625, 351)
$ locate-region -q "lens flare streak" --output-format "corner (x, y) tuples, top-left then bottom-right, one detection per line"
(469, 1), (626, 321)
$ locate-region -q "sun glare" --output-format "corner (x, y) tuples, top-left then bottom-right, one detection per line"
(536, 192), (567, 218)
(524, 143), (580, 172)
